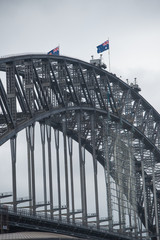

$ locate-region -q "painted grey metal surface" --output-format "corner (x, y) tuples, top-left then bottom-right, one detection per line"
(0, 54), (160, 239)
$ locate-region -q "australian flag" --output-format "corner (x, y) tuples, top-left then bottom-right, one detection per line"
(48, 46), (59, 55)
(97, 40), (109, 53)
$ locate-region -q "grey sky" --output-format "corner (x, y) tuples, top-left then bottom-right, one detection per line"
(0, 0), (160, 111)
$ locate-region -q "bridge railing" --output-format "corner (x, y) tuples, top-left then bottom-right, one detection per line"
(0, 204), (136, 240)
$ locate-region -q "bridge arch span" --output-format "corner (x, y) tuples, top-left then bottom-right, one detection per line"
(0, 54), (160, 239)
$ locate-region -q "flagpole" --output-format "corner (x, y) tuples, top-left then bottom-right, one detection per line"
(108, 38), (111, 72)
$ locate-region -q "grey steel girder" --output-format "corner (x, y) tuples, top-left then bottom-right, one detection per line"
(0, 54), (160, 238)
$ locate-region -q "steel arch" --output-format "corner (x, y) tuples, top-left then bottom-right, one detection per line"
(0, 54), (160, 239)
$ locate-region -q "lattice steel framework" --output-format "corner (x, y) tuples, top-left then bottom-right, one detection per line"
(0, 54), (160, 240)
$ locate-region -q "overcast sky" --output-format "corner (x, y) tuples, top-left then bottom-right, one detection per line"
(0, 0), (160, 215)
(0, 0), (160, 111)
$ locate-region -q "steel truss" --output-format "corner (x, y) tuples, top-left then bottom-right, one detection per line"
(0, 54), (160, 239)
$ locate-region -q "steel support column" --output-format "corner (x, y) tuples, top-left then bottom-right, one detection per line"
(26, 129), (32, 212)
(68, 136), (75, 223)
(46, 124), (53, 219)
(127, 130), (138, 237)
(115, 123), (125, 231)
(62, 117), (70, 222)
(40, 123), (47, 218)
(152, 164), (160, 240)
(26, 124), (36, 215)
(141, 144), (149, 237)
(91, 114), (99, 228)
(77, 112), (87, 225)
(54, 129), (62, 220)
(103, 118), (113, 230)
(10, 136), (17, 212)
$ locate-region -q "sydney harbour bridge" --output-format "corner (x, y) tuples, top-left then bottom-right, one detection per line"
(0, 54), (160, 240)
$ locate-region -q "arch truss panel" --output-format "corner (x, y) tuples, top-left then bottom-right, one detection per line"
(0, 55), (160, 239)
